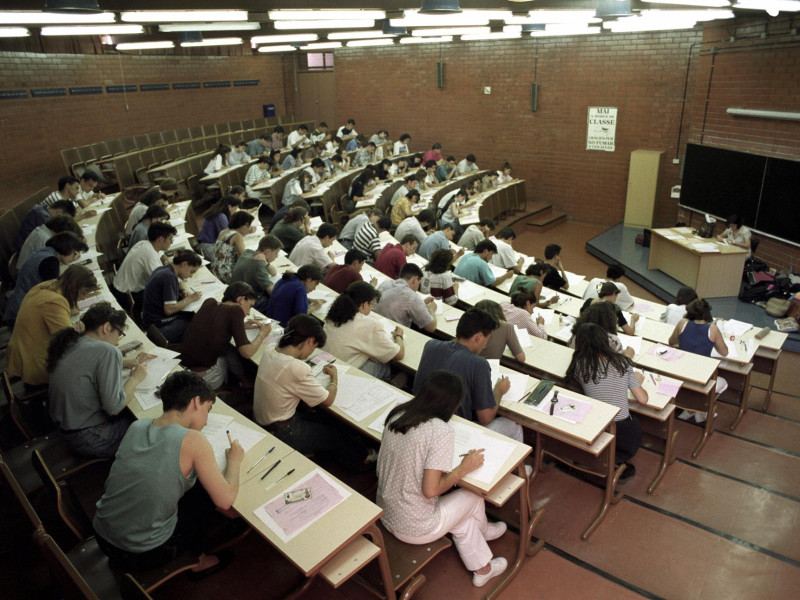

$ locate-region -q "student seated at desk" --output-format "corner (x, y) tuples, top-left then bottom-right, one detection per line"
(282, 170), (312, 208)
(16, 199), (76, 253)
(396, 209), (434, 246)
(181, 282), (271, 390)
(4, 232), (88, 324)
(458, 219), (495, 251)
(457, 154), (479, 175)
(48, 303), (149, 458)
(7, 266), (97, 388)
(509, 263), (544, 303)
(354, 216), (392, 263)
(393, 133), (411, 156)
(375, 264), (438, 334)
(336, 118), (358, 142)
(566, 323), (648, 482)
(210, 210), (255, 284)
(75, 171), (104, 208)
(571, 302), (633, 358)
(580, 282), (639, 336)
(142, 250), (203, 344)
(18, 214), (83, 270)
(289, 223), (337, 271)
(474, 300), (525, 362)
(453, 240), (514, 289)
(304, 157), (327, 187)
(337, 208), (380, 250)
(490, 228), (524, 273)
(420, 249), (459, 306)
(716, 213), (752, 256)
(287, 124), (310, 151)
(582, 264), (634, 311)
(377, 370), (509, 588)
(204, 144), (230, 176)
(413, 309), (522, 442)
(197, 195), (242, 262)
(481, 170), (499, 191)
(248, 132), (271, 157)
(243, 156), (272, 198)
(270, 126), (284, 152)
(324, 281), (403, 381)
(310, 122), (329, 146)
(353, 141), (377, 168)
(435, 156), (457, 183)
(418, 223), (459, 261)
(271, 206), (311, 255)
(660, 286), (697, 327)
(390, 176), (420, 208)
(227, 140), (250, 166)
(423, 143), (444, 166)
(541, 244), (569, 291)
(125, 187), (169, 238)
(391, 189), (425, 226)
(375, 235), (418, 280)
(254, 314), (373, 471)
(437, 188), (469, 237)
(93, 371), (243, 576)
(230, 234), (282, 314)
(668, 298), (728, 422)
(421, 160), (439, 191)
(347, 167), (378, 210)
(267, 265), (324, 327)
(128, 204), (170, 250)
(500, 292), (548, 340)
(39, 175), (80, 210)
(281, 147), (303, 171)
(496, 162), (515, 185)
(325, 250), (375, 294)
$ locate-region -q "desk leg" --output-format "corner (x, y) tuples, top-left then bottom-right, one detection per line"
(761, 360), (779, 412)
(581, 431), (625, 542)
(647, 413), (678, 495)
(691, 389), (716, 459)
(484, 464), (543, 600)
(363, 523), (398, 600)
(729, 370), (751, 431)
(282, 575), (316, 600)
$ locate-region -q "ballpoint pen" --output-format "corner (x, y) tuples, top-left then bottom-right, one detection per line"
(260, 459), (281, 481)
(269, 468), (296, 488)
(247, 446), (275, 473)
(550, 390), (559, 415)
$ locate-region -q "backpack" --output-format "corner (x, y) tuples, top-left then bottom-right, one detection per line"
(765, 297), (790, 317)
(738, 281), (770, 303)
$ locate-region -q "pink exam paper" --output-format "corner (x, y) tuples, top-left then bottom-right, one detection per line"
(649, 344), (683, 362)
(656, 381), (682, 397)
(260, 472), (345, 539)
(536, 392), (592, 424)
(633, 302), (653, 313)
(310, 351), (335, 365)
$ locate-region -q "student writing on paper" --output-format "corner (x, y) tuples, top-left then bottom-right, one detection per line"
(413, 309), (522, 442)
(324, 281), (404, 382)
(567, 323), (648, 483)
(375, 263), (438, 333)
(7, 266), (98, 387)
(377, 370), (509, 588)
(474, 300), (525, 362)
(571, 302), (635, 359)
(127, 204), (170, 251)
(582, 264), (635, 311)
(141, 250), (203, 344)
(18, 213), (84, 269)
(267, 265), (324, 327)
(47, 303), (150, 458)
(271, 206), (311, 256)
(196, 195), (242, 261)
(668, 298), (729, 423)
(660, 286), (697, 327)
(580, 282), (639, 336)
(93, 372), (243, 577)
(210, 210), (255, 284)
(420, 248), (459, 306)
(541, 243), (570, 291)
(254, 314), (373, 472)
(500, 292), (548, 340)
(715, 214), (752, 256)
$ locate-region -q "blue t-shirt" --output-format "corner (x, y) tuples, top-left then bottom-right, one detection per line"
(267, 275), (309, 327)
(418, 231), (450, 260)
(142, 264), (179, 327)
(413, 340), (496, 422)
(454, 253), (496, 286)
(678, 321), (714, 357)
(16, 205), (50, 251)
(197, 213), (228, 245)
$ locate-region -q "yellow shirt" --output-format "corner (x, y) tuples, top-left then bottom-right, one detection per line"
(7, 281), (72, 386)
(391, 196), (414, 226)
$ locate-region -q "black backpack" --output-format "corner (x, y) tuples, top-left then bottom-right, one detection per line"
(738, 281), (770, 303)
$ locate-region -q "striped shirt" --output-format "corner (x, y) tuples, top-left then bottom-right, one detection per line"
(500, 301), (547, 340)
(574, 361), (640, 421)
(244, 164), (271, 186)
(354, 221), (381, 257)
(39, 191), (75, 209)
(420, 270), (457, 305)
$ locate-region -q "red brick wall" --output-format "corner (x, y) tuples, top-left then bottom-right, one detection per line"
(333, 30), (701, 228)
(0, 52), (285, 211)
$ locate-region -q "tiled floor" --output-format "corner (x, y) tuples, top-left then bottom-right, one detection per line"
(3, 220), (798, 600)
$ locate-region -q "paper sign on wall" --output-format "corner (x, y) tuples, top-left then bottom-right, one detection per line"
(586, 107), (618, 152)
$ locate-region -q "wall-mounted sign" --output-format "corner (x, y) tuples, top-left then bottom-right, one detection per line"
(586, 107), (618, 152)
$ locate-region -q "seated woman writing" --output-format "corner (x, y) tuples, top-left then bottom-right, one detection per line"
(377, 370), (509, 588)
(93, 371), (243, 577)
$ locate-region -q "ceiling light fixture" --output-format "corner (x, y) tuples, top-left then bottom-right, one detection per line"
(391, 9), (511, 27)
(734, 0), (800, 15)
(273, 20), (376, 30)
(505, 11), (601, 25)
(0, 11), (115, 24)
(251, 33), (318, 44)
(529, 25), (602, 37)
(159, 22), (261, 32)
(268, 10), (386, 21)
(411, 26), (490, 36)
(346, 38), (396, 47)
(121, 11), (248, 23)
(642, 0), (732, 6)
(181, 37), (242, 47)
(328, 31), (397, 40)
(41, 24), (143, 36)
(0, 27), (30, 37)
(301, 42), (343, 50)
(399, 35), (453, 44)
(257, 44), (298, 53)
(116, 41), (175, 50)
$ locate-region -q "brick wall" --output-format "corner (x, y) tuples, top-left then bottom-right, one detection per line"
(0, 52), (285, 211)
(332, 30), (701, 229)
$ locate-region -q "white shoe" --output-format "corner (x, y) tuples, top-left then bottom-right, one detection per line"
(524, 464), (533, 477)
(485, 521), (507, 541)
(365, 449), (379, 463)
(678, 410), (694, 421)
(694, 411), (717, 424)
(473, 557), (508, 588)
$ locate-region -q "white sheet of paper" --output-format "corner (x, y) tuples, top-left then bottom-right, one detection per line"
(616, 333), (643, 356)
(458, 280), (484, 300)
(532, 308), (555, 325)
(135, 390), (161, 411)
(554, 326), (573, 343)
(720, 319), (752, 337)
(335, 373), (405, 422)
(500, 371), (530, 404)
(201, 413), (236, 471)
(514, 326), (532, 348)
(368, 400), (403, 435)
(219, 421), (268, 471)
(449, 421), (517, 485)
(136, 357), (181, 391)
(487, 359), (501, 385)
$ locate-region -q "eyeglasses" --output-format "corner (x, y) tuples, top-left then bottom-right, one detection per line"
(112, 326), (126, 338)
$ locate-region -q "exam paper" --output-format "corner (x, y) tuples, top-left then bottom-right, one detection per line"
(335, 373), (405, 422)
(514, 326), (532, 348)
(135, 390), (161, 412)
(457, 280), (484, 301)
(201, 413), (235, 471)
(449, 421), (517, 485)
(531, 308), (555, 325)
(501, 371), (531, 404)
(368, 400), (403, 435)
(136, 357), (181, 391)
(616, 333), (643, 356)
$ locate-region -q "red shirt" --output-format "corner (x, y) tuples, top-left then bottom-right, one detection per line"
(324, 263), (363, 294)
(422, 150), (443, 164)
(374, 243), (407, 280)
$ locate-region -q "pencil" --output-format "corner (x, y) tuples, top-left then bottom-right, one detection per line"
(226, 430), (233, 447)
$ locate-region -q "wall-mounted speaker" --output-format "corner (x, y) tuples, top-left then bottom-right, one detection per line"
(531, 83), (538, 112)
(437, 62), (444, 89)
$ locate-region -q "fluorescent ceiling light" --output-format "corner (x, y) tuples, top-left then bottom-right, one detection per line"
(0, 12), (115, 24)
(41, 25), (143, 36)
(606, 16), (698, 31)
(116, 41), (175, 50)
(251, 33), (318, 44)
(640, 9), (734, 20)
(346, 38), (396, 47)
(159, 22), (261, 32)
(412, 26), (490, 36)
(734, 0), (800, 15)
(274, 20), (375, 30)
(400, 36), (453, 44)
(642, 0), (731, 6)
(328, 30), (396, 40)
(257, 44), (297, 53)
(506, 11), (601, 25)
(0, 27), (30, 37)
(121, 11), (247, 23)
(461, 30), (522, 41)
(301, 42), (342, 50)
(530, 25), (602, 37)
(391, 9), (512, 27)
(268, 10), (386, 21)
(181, 37), (242, 47)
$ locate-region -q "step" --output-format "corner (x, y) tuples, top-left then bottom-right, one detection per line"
(527, 208), (567, 231)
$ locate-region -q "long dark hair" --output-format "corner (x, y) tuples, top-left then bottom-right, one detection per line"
(386, 371), (465, 435)
(47, 302), (127, 372)
(279, 314), (326, 348)
(58, 265), (99, 309)
(205, 194), (242, 221)
(572, 301), (618, 337)
(326, 281), (380, 327)
(566, 323), (632, 385)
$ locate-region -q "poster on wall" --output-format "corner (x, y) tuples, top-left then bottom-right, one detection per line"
(586, 107), (618, 152)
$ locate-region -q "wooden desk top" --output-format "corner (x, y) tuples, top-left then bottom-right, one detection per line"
(652, 228), (749, 256)
(635, 339), (718, 385)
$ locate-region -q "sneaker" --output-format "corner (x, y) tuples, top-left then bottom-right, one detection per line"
(472, 557), (508, 588)
(694, 411), (718, 424)
(524, 464), (533, 478)
(485, 521), (507, 541)
(678, 410), (694, 421)
(619, 463), (636, 483)
(365, 449), (379, 463)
